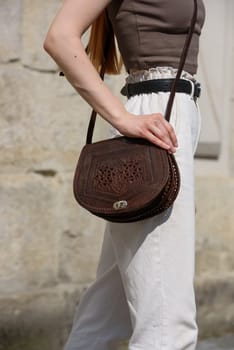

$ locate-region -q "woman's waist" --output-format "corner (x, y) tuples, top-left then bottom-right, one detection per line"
(127, 66), (195, 84)
(121, 66), (200, 101)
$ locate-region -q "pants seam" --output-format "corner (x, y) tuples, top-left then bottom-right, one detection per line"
(157, 230), (166, 349)
(159, 230), (168, 349)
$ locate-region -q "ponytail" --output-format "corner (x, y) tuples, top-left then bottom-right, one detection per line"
(86, 11), (122, 74)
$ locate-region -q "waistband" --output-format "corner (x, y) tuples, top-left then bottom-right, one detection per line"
(126, 66), (195, 84)
(121, 78), (201, 100)
(122, 66), (200, 100)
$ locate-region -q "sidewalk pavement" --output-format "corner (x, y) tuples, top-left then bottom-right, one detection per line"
(119, 334), (234, 350)
(197, 334), (234, 350)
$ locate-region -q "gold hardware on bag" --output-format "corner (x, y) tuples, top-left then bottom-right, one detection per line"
(113, 200), (128, 210)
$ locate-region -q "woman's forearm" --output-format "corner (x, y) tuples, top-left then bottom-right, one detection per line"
(43, 0), (177, 151)
(44, 32), (129, 130)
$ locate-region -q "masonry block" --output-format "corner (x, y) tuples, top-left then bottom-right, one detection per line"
(0, 174), (60, 293)
(195, 177), (234, 276)
(0, 0), (21, 62)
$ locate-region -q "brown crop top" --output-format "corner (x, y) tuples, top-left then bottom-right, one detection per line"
(107, 0), (206, 75)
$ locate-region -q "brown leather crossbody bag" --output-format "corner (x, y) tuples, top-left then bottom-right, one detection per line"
(73, 0), (198, 223)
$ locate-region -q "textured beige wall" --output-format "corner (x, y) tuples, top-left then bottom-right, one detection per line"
(0, 0), (233, 348)
(0, 0), (107, 347)
(194, 0), (234, 338)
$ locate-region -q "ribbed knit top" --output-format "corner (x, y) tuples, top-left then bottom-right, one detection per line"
(107, 0), (206, 75)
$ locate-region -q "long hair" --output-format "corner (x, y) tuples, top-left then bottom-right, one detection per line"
(86, 11), (122, 74)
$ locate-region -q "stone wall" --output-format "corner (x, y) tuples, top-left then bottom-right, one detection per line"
(194, 0), (234, 338)
(0, 0), (233, 349)
(0, 0), (109, 348)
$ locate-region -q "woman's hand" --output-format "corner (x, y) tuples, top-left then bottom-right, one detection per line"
(115, 112), (178, 153)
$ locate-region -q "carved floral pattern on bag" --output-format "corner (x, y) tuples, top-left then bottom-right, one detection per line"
(94, 157), (146, 194)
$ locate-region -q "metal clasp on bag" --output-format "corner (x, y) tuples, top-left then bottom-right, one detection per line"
(113, 200), (128, 210)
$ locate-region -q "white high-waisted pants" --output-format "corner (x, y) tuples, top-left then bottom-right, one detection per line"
(64, 67), (202, 350)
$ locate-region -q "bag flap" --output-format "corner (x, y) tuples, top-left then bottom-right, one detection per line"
(73, 137), (170, 215)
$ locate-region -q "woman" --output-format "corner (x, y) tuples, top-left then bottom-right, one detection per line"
(44, 1), (205, 349)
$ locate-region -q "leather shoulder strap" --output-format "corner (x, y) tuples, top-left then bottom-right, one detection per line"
(86, 14), (110, 145)
(164, 0), (198, 122)
(86, 0), (198, 144)
(86, 63), (106, 144)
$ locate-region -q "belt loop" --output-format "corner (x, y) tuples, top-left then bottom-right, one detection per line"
(195, 82), (201, 101)
(183, 78), (195, 99)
